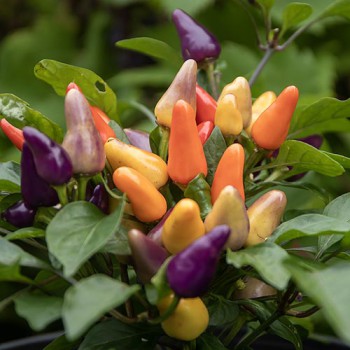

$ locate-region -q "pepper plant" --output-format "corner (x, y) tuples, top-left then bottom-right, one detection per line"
(1, 1), (350, 349)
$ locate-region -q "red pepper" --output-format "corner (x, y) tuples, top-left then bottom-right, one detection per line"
(197, 121), (214, 145)
(89, 106), (116, 143)
(195, 84), (217, 124)
(0, 119), (24, 151)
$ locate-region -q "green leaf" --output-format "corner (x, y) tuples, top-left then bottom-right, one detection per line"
(6, 227), (45, 241)
(323, 193), (350, 222)
(63, 275), (140, 341)
(34, 59), (120, 124)
(46, 198), (125, 277)
(205, 294), (239, 327)
(203, 126), (227, 185)
(271, 140), (344, 177)
(285, 259), (350, 343)
(184, 174), (212, 219)
(44, 335), (80, 350)
(281, 3), (313, 36)
(226, 243), (290, 290)
(14, 291), (63, 331)
(116, 37), (181, 67)
(149, 125), (161, 155)
(256, 0), (275, 13)
(0, 161), (20, 192)
(0, 263), (32, 283)
(0, 94), (63, 142)
(271, 214), (350, 245)
(322, 151), (350, 169)
(108, 120), (130, 144)
(319, 0), (350, 20)
(197, 333), (228, 350)
(156, 0), (214, 17)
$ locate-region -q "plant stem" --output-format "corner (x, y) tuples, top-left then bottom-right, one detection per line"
(120, 263), (135, 318)
(159, 126), (170, 162)
(286, 306), (320, 318)
(109, 309), (139, 324)
(54, 184), (69, 206)
(77, 175), (91, 201)
(249, 47), (275, 87)
(244, 148), (267, 177)
(205, 62), (219, 100)
(148, 295), (180, 324)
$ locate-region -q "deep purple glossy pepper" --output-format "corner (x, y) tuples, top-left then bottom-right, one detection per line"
(147, 208), (174, 246)
(88, 184), (109, 214)
(172, 9), (221, 63)
(23, 127), (73, 186)
(128, 229), (168, 284)
(2, 200), (37, 228)
(21, 143), (59, 208)
(166, 225), (230, 298)
(123, 128), (152, 152)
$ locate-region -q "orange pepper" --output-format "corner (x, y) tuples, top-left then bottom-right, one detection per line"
(197, 120), (214, 145)
(112, 166), (167, 223)
(168, 100), (207, 185)
(0, 119), (24, 151)
(211, 143), (245, 203)
(195, 84), (217, 124)
(89, 105), (111, 124)
(251, 86), (299, 150)
(89, 106), (115, 143)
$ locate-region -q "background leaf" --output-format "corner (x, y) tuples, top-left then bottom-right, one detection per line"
(0, 161), (20, 192)
(6, 227), (45, 241)
(319, 0), (350, 20)
(197, 333), (228, 350)
(281, 3), (313, 36)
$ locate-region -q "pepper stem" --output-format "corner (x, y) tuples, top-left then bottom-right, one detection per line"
(205, 62), (219, 100)
(53, 184), (69, 206)
(159, 126), (170, 161)
(77, 175), (92, 201)
(148, 295), (180, 324)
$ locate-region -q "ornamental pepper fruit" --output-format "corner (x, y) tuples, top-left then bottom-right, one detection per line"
(89, 105), (111, 124)
(128, 229), (168, 284)
(147, 208), (173, 246)
(167, 225), (230, 297)
(154, 59), (197, 128)
(215, 94), (243, 136)
(244, 190), (287, 247)
(167, 100), (207, 185)
(105, 138), (168, 189)
(123, 128), (152, 152)
(205, 186), (249, 250)
(161, 198), (205, 254)
(245, 91), (276, 136)
(172, 9), (221, 63)
(112, 166), (167, 223)
(157, 294), (209, 341)
(2, 200), (37, 228)
(88, 183), (109, 214)
(62, 89), (105, 175)
(21, 143), (59, 208)
(233, 277), (276, 300)
(197, 121), (214, 145)
(23, 127), (73, 186)
(195, 84), (217, 124)
(211, 143), (245, 203)
(89, 106), (116, 144)
(218, 77), (252, 128)
(0, 119), (24, 151)
(251, 86), (299, 150)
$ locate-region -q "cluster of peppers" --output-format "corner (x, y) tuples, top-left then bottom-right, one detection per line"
(0, 8), (322, 343)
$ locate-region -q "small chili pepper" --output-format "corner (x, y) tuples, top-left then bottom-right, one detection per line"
(205, 186), (249, 250)
(88, 183), (109, 214)
(197, 121), (214, 145)
(89, 105), (111, 124)
(154, 59), (197, 128)
(0, 119), (24, 151)
(105, 138), (168, 189)
(128, 229), (168, 284)
(113, 166), (167, 223)
(211, 143), (245, 203)
(167, 224), (230, 297)
(167, 100), (207, 185)
(66, 82), (82, 94)
(89, 106), (116, 144)
(218, 77), (252, 128)
(123, 128), (152, 152)
(21, 143), (59, 208)
(147, 208), (173, 246)
(62, 89), (105, 175)
(161, 198), (205, 254)
(251, 86), (299, 150)
(215, 94), (243, 136)
(2, 200), (37, 228)
(23, 127), (73, 186)
(172, 9), (221, 63)
(245, 190), (287, 247)
(195, 84), (217, 124)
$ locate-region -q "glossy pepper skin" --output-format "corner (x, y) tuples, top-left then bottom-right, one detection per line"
(123, 128), (152, 152)
(167, 225), (230, 297)
(2, 200), (37, 228)
(197, 121), (214, 145)
(167, 100), (207, 185)
(113, 166), (167, 223)
(23, 127), (73, 186)
(147, 208), (173, 246)
(245, 190), (287, 247)
(158, 294), (209, 341)
(0, 119), (24, 151)
(161, 198), (205, 254)
(89, 106), (116, 144)
(63, 89), (105, 175)
(205, 186), (249, 250)
(211, 143), (245, 203)
(154, 59), (197, 128)
(128, 229), (168, 284)
(105, 138), (168, 189)
(195, 84), (217, 124)
(88, 184), (109, 214)
(21, 143), (59, 208)
(251, 86), (299, 150)
(172, 9), (221, 63)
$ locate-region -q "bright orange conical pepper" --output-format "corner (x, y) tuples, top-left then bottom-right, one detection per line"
(90, 106), (116, 143)
(195, 84), (217, 124)
(211, 143), (245, 203)
(167, 100), (207, 185)
(0, 119), (24, 151)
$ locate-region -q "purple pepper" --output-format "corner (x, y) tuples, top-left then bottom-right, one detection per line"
(2, 200), (37, 228)
(167, 225), (230, 298)
(123, 128), (152, 152)
(147, 208), (174, 246)
(128, 229), (168, 284)
(21, 143), (59, 208)
(172, 9), (221, 63)
(23, 127), (73, 186)
(88, 184), (109, 214)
